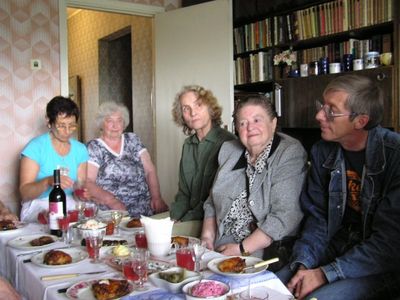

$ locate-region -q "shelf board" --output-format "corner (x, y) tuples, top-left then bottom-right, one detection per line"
(234, 80), (274, 92)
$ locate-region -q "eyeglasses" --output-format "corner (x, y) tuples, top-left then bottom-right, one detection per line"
(54, 123), (78, 131)
(315, 100), (357, 122)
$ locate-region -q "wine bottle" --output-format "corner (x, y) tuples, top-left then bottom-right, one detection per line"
(48, 169), (66, 237)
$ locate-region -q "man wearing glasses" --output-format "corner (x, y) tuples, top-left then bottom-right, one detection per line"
(277, 74), (400, 299)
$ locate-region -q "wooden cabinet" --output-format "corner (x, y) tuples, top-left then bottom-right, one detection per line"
(278, 66), (395, 128)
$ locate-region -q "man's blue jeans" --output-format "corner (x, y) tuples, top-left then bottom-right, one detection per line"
(277, 264), (400, 300)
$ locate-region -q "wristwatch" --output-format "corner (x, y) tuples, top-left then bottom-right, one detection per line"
(239, 241), (250, 256)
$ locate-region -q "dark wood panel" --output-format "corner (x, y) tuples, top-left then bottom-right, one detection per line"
(278, 66), (394, 128)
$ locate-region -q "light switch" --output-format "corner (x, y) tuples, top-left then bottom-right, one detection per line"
(30, 59), (41, 70)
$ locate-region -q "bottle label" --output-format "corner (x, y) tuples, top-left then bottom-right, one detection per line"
(49, 202), (64, 230)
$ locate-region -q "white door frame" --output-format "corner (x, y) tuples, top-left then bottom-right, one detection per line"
(58, 0), (164, 96)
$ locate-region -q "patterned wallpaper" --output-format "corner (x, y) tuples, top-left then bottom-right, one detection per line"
(0, 0), (181, 215)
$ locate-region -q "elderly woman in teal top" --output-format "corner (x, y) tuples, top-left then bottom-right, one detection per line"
(170, 85), (236, 222)
(19, 96), (89, 222)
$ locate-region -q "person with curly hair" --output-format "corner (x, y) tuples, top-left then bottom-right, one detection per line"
(170, 85), (236, 222)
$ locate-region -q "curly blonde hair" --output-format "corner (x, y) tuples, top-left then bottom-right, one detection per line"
(171, 85), (223, 136)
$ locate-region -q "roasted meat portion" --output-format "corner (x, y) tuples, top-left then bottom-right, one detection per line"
(91, 279), (130, 300)
(126, 218), (142, 228)
(43, 250), (72, 265)
(217, 256), (246, 273)
(30, 235), (54, 247)
(171, 236), (189, 247)
(0, 220), (16, 231)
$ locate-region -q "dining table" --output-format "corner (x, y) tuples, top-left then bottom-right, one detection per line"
(0, 217), (294, 300)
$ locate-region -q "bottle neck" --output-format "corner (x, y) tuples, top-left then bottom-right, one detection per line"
(53, 169), (61, 186)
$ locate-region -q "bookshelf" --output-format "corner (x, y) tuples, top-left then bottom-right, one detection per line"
(233, 0), (399, 144)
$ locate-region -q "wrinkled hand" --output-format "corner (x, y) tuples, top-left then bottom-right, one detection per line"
(151, 197), (169, 213)
(287, 267), (327, 299)
(201, 237), (215, 251)
(216, 243), (241, 256)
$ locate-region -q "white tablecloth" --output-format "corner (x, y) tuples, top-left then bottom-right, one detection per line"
(1, 223), (293, 300)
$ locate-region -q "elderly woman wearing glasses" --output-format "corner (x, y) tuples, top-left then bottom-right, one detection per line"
(201, 94), (308, 271)
(19, 96), (89, 222)
(86, 102), (168, 217)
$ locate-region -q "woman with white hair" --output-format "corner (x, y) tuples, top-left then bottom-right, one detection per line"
(86, 101), (168, 217)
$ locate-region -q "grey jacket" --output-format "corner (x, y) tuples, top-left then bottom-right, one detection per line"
(204, 133), (308, 244)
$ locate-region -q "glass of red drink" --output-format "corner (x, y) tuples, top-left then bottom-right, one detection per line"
(68, 210), (79, 222)
(132, 248), (149, 290)
(176, 246), (195, 271)
(122, 259), (139, 282)
(135, 231), (148, 249)
(57, 215), (70, 244)
(83, 202), (98, 218)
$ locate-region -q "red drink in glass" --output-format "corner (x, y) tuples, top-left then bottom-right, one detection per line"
(105, 221), (114, 235)
(68, 210), (79, 222)
(123, 260), (139, 281)
(57, 216), (70, 231)
(176, 248), (195, 271)
(37, 211), (48, 224)
(85, 237), (102, 259)
(74, 188), (85, 199)
(135, 233), (148, 249)
(84, 207), (95, 217)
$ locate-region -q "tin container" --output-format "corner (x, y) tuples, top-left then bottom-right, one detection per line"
(343, 54), (353, 71)
(364, 51), (380, 69)
(329, 63), (341, 74)
(319, 57), (329, 74)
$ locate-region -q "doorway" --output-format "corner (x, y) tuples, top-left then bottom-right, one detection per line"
(99, 27), (133, 132)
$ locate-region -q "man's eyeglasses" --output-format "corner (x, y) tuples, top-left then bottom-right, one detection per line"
(315, 100), (357, 122)
(54, 123), (78, 131)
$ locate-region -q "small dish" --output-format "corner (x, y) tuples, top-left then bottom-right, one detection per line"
(182, 279), (230, 300)
(149, 266), (200, 293)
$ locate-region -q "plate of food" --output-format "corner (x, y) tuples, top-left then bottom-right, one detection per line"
(104, 256), (171, 274)
(105, 245), (133, 258)
(119, 217), (143, 232)
(66, 278), (133, 300)
(8, 234), (58, 250)
(207, 256), (266, 278)
(0, 220), (27, 234)
(31, 248), (88, 268)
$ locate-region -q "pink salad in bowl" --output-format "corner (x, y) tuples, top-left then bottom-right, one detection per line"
(182, 279), (229, 300)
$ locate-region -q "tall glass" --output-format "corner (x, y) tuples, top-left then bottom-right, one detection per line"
(73, 180), (85, 220)
(79, 225), (106, 263)
(192, 240), (207, 272)
(132, 248), (149, 291)
(57, 215), (70, 245)
(111, 211), (123, 235)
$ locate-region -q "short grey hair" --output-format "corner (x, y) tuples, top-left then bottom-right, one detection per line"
(95, 101), (130, 131)
(323, 74), (383, 129)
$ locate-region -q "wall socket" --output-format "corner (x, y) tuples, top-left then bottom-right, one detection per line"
(30, 59), (41, 70)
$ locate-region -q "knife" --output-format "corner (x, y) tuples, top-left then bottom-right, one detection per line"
(41, 270), (106, 281)
(242, 257), (280, 272)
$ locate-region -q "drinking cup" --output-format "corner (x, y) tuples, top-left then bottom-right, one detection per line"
(135, 230), (148, 249)
(68, 209), (79, 222)
(176, 245), (195, 271)
(123, 258), (139, 282)
(85, 235), (103, 262)
(239, 286), (269, 300)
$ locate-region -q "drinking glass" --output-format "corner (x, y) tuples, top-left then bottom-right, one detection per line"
(83, 202), (98, 218)
(176, 245), (195, 271)
(73, 181), (85, 219)
(134, 229), (148, 249)
(57, 215), (70, 244)
(132, 248), (149, 291)
(123, 258), (139, 283)
(83, 228), (106, 263)
(111, 211), (123, 235)
(192, 240), (207, 272)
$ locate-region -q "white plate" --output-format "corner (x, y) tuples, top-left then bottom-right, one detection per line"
(104, 256), (171, 274)
(207, 256), (266, 278)
(66, 278), (134, 300)
(97, 210), (129, 219)
(119, 217), (143, 232)
(8, 234), (58, 250)
(0, 222), (27, 234)
(31, 248), (88, 268)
